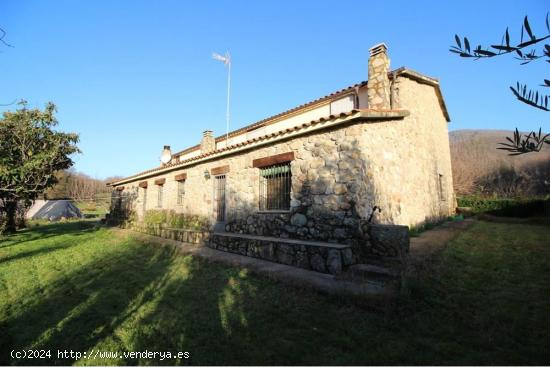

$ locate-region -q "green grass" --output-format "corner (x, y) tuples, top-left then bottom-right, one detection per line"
(75, 201), (109, 219)
(408, 214), (464, 237)
(1, 220), (549, 365)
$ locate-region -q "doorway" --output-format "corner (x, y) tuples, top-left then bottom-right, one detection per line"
(214, 174), (226, 223)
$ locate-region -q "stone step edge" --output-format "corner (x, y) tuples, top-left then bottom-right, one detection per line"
(336, 264), (402, 283)
(347, 264), (401, 278)
(211, 232), (352, 249)
(132, 225), (208, 234)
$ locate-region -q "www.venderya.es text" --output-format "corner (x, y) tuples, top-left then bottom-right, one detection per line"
(11, 349), (190, 361)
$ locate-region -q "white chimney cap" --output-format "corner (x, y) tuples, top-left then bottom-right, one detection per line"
(160, 145), (172, 164)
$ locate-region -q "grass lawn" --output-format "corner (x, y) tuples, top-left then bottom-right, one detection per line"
(0, 220), (549, 365)
(74, 201), (109, 219)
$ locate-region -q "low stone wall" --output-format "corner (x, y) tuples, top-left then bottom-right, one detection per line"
(208, 233), (355, 275)
(364, 224), (410, 264)
(225, 211), (362, 246)
(129, 223), (210, 245)
(114, 220), (409, 275)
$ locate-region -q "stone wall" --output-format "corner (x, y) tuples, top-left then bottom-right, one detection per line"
(208, 233), (354, 275)
(365, 224), (409, 263)
(127, 222), (210, 245)
(111, 73), (454, 234)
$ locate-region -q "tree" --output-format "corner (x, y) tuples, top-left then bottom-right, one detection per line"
(450, 14), (550, 154)
(0, 101), (80, 233)
(0, 26), (12, 48)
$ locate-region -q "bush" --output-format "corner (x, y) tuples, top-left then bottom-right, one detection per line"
(457, 196), (548, 217)
(143, 210), (168, 225)
(142, 210), (210, 231)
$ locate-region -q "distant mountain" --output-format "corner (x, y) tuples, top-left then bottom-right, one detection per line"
(449, 130), (550, 197)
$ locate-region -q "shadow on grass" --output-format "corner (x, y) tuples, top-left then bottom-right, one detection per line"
(1, 221), (549, 365)
(0, 241), (80, 265)
(0, 237), (265, 365)
(2, 221), (328, 365)
(1, 221), (99, 249)
(1, 241), (177, 365)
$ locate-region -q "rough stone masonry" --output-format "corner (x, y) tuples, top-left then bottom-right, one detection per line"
(108, 43), (455, 272)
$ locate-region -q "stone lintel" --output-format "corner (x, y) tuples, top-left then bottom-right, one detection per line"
(154, 178), (166, 185)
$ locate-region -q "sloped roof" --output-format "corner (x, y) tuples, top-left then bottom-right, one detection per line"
(171, 80), (369, 158)
(108, 67), (448, 186)
(107, 109), (410, 186)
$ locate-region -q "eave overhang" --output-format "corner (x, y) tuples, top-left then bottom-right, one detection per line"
(107, 109), (409, 187)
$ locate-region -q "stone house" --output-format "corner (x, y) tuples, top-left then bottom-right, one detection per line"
(108, 44), (455, 273)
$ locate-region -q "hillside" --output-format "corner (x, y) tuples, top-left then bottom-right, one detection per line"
(449, 130), (550, 197)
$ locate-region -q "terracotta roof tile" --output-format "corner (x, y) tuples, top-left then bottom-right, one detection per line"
(171, 80), (368, 157)
(107, 109), (362, 185)
(108, 67), (447, 186)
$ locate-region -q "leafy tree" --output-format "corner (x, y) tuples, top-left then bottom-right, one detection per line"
(450, 14), (550, 154)
(0, 102), (80, 233)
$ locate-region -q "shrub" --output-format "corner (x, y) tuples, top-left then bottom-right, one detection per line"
(143, 210), (168, 225)
(457, 196), (548, 217)
(142, 209), (210, 230)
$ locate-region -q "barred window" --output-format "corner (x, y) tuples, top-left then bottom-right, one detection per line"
(157, 185), (163, 208)
(259, 162), (291, 211)
(177, 180), (185, 205)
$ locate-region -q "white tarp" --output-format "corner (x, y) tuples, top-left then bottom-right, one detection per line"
(27, 200), (83, 221)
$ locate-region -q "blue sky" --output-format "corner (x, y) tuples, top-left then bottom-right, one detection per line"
(1, 0), (548, 179)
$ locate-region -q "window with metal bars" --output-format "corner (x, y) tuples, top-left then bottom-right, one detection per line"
(214, 175), (226, 222)
(177, 180), (185, 205)
(157, 185), (163, 208)
(259, 162), (291, 211)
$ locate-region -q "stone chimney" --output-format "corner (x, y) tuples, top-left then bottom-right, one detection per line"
(200, 130), (216, 154)
(367, 43), (391, 109)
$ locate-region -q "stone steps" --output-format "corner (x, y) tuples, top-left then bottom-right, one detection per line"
(208, 232), (355, 275)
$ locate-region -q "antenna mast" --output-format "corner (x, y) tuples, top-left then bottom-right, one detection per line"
(213, 51), (231, 145)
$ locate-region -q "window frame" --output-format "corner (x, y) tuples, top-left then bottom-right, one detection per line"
(142, 187), (147, 212)
(438, 173), (447, 202)
(176, 180), (185, 205)
(157, 184), (163, 208)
